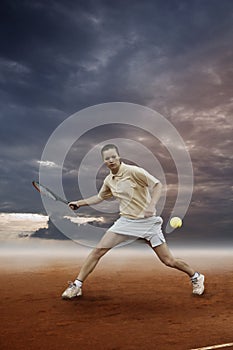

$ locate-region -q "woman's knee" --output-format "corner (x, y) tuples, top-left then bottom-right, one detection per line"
(91, 247), (109, 259)
(161, 256), (176, 267)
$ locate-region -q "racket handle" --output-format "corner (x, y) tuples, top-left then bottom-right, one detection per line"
(69, 203), (79, 210)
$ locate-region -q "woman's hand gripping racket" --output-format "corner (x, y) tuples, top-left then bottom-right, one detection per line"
(32, 181), (78, 210)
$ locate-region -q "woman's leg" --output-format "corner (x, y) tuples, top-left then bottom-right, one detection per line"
(152, 242), (195, 277)
(77, 231), (129, 282)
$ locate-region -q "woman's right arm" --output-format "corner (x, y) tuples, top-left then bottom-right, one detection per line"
(69, 195), (103, 210)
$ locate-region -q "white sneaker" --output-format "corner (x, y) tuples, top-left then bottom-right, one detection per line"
(62, 281), (82, 299)
(192, 273), (205, 295)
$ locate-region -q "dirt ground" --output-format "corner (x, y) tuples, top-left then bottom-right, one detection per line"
(0, 251), (233, 350)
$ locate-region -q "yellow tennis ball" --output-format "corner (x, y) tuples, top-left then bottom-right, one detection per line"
(170, 217), (182, 228)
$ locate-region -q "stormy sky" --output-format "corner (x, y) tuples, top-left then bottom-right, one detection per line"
(0, 0), (232, 247)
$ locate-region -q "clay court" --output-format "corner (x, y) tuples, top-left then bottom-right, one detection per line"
(0, 248), (232, 350)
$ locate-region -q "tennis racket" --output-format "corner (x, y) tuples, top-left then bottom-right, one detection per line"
(32, 181), (78, 210)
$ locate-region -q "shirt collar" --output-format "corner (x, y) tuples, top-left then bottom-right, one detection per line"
(110, 162), (127, 178)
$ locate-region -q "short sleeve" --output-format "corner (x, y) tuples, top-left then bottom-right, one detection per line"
(131, 166), (160, 188)
(98, 180), (113, 200)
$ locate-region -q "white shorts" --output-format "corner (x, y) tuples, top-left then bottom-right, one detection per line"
(108, 216), (166, 247)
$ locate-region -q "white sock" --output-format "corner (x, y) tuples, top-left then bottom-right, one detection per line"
(74, 279), (83, 288)
(191, 272), (199, 280)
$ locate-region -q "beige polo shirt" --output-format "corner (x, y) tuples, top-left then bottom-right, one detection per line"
(98, 162), (160, 219)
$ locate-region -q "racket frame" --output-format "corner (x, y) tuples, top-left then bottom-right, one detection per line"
(32, 181), (78, 210)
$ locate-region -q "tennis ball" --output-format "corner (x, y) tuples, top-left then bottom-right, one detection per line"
(170, 217), (182, 228)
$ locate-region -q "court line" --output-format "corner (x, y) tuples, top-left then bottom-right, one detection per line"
(190, 342), (233, 350)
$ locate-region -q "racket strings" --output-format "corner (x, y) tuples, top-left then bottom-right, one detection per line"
(36, 184), (56, 200)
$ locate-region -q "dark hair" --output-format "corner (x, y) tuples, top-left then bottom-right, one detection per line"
(101, 144), (120, 156)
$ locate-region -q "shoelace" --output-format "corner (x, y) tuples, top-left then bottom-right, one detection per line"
(192, 279), (202, 289)
(67, 281), (76, 289)
(191, 276), (199, 283)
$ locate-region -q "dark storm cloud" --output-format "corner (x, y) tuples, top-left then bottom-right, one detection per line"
(0, 0), (232, 244)
(1, 0), (232, 110)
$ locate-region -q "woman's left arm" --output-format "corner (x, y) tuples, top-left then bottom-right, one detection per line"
(144, 182), (162, 218)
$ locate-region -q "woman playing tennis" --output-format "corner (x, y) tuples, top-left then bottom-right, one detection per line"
(62, 144), (205, 299)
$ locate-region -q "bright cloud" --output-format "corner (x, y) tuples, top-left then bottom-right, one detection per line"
(64, 215), (105, 225)
(37, 160), (59, 168)
(0, 213), (49, 240)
